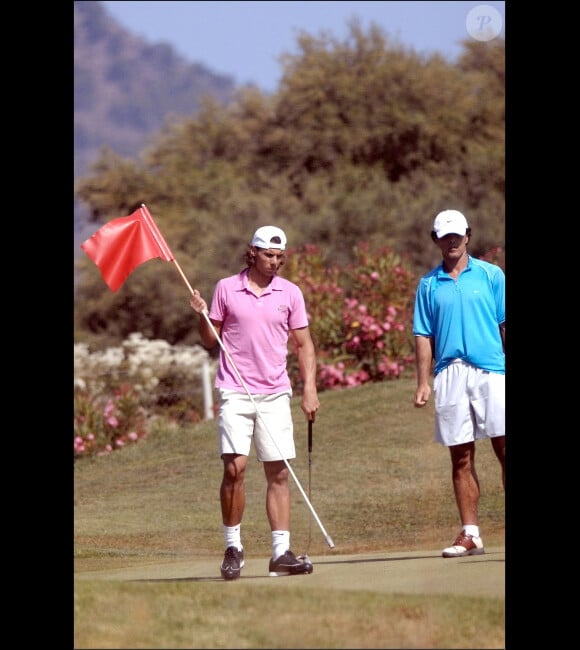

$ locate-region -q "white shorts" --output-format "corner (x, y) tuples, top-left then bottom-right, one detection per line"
(433, 359), (505, 446)
(217, 389), (295, 462)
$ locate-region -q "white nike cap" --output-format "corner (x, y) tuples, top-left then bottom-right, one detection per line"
(432, 210), (469, 238)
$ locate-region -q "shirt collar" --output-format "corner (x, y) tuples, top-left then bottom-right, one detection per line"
(235, 268), (283, 293)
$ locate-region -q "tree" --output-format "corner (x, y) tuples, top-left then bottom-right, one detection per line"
(75, 22), (504, 350)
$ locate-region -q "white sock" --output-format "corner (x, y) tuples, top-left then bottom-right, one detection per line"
(224, 524), (242, 551)
(463, 524), (480, 538)
(272, 530), (290, 560)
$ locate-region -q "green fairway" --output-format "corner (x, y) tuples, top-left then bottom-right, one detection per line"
(75, 378), (505, 648)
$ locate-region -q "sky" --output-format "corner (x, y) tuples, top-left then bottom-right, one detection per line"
(101, 1), (505, 93)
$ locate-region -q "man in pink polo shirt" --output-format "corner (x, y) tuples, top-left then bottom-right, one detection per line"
(190, 226), (320, 580)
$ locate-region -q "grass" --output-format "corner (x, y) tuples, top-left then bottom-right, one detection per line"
(74, 378), (505, 648)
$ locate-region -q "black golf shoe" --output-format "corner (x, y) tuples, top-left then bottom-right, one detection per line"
(220, 546), (244, 580)
(268, 550), (313, 577)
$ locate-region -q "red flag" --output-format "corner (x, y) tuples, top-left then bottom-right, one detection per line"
(81, 204), (174, 292)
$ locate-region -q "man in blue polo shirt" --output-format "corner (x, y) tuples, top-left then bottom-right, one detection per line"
(413, 209), (505, 558)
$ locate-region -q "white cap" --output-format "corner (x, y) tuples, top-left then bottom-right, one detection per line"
(251, 226), (287, 250)
(432, 210), (469, 238)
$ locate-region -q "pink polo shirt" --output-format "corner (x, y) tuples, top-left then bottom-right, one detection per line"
(209, 269), (310, 393)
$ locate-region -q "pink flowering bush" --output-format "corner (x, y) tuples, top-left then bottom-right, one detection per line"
(479, 246), (505, 270)
(283, 243), (416, 390)
(74, 384), (147, 459)
(74, 244), (504, 458)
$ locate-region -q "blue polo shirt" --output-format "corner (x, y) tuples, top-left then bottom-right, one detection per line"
(413, 256), (505, 375)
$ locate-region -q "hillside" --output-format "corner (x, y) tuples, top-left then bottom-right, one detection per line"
(74, 0), (239, 248)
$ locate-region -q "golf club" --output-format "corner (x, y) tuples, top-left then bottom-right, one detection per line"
(307, 420), (313, 550)
(300, 419), (314, 562)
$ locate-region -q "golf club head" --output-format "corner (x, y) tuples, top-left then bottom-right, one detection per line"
(296, 553), (313, 571)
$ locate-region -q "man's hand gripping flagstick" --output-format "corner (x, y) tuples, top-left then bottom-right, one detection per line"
(81, 204), (335, 550)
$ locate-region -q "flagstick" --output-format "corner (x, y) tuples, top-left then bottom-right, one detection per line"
(171, 259), (196, 295)
(143, 224), (334, 547)
(200, 305), (334, 550)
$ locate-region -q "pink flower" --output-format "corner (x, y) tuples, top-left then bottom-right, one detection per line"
(104, 400), (115, 418)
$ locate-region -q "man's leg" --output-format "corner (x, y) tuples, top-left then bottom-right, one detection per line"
(219, 453), (247, 579)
